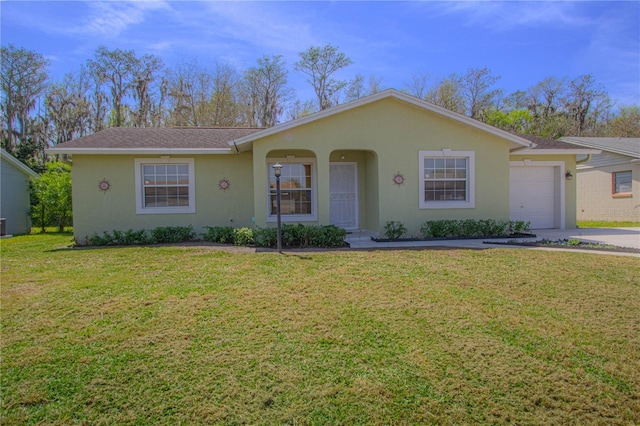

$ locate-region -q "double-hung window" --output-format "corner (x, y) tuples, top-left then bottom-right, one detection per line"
(612, 170), (632, 197)
(419, 150), (475, 209)
(135, 158), (195, 214)
(268, 160), (317, 221)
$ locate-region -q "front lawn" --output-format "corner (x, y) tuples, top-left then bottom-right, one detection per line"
(2, 234), (639, 424)
(577, 220), (640, 228)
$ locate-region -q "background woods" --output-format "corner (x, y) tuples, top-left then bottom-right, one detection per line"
(2, 43), (639, 172)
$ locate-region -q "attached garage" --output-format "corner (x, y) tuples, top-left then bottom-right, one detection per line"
(510, 162), (565, 229)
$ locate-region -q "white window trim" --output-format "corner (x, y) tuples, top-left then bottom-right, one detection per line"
(267, 158), (318, 222)
(419, 150), (475, 209)
(134, 158), (196, 214)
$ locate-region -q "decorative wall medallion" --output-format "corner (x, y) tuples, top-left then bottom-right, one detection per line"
(219, 178), (230, 191)
(393, 172), (405, 186)
(98, 179), (111, 192)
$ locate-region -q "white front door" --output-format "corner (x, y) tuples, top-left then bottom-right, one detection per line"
(330, 162), (358, 230)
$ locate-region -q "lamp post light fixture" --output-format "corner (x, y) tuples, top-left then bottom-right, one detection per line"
(273, 162), (283, 252)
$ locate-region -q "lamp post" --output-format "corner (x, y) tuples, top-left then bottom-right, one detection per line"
(273, 163), (283, 252)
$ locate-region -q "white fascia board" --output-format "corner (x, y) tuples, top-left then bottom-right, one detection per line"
(46, 148), (233, 155)
(229, 89), (534, 150)
(511, 149), (601, 155)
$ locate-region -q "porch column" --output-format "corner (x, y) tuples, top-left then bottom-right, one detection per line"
(315, 148), (331, 226)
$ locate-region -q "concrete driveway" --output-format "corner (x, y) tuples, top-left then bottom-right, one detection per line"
(530, 227), (640, 250)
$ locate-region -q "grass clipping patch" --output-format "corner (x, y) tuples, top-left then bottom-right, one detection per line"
(1, 233), (639, 424)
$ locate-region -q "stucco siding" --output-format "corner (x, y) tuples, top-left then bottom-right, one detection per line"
(0, 156), (32, 235)
(576, 162), (640, 221)
(71, 153), (254, 243)
(251, 97), (513, 235)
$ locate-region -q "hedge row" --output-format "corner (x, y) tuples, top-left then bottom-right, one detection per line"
(203, 224), (346, 248)
(420, 219), (531, 239)
(87, 224), (346, 248)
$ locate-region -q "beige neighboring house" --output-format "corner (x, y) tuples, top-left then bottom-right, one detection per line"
(0, 149), (40, 235)
(49, 90), (597, 244)
(559, 137), (640, 222)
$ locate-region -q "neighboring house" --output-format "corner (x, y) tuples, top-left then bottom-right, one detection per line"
(49, 90), (596, 244)
(559, 137), (640, 222)
(0, 149), (39, 235)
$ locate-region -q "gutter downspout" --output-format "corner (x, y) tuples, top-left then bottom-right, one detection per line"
(576, 154), (592, 165)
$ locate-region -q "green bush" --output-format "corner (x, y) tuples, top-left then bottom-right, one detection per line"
(509, 220), (531, 234)
(233, 227), (255, 246)
(202, 226), (235, 244)
(383, 221), (407, 240)
(420, 219), (529, 239)
(253, 224), (346, 248)
(151, 226), (195, 243)
(87, 226), (195, 246)
(254, 227), (278, 247)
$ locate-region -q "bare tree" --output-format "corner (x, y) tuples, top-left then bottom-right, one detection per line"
(1, 44), (49, 152)
(425, 74), (466, 114)
(88, 46), (137, 127)
(45, 71), (92, 145)
(294, 44), (353, 110)
(209, 62), (242, 127)
(242, 55), (291, 127)
(405, 72), (430, 99)
(461, 67), (502, 120)
(131, 54), (164, 127)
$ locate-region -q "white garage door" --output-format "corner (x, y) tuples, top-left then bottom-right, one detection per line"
(510, 166), (556, 229)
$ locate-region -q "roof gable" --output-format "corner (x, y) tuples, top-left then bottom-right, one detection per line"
(230, 89), (535, 152)
(0, 149), (39, 178)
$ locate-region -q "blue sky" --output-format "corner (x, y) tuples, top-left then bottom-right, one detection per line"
(2, 1), (639, 108)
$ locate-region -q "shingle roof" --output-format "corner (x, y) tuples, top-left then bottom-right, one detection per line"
(52, 127), (264, 150)
(559, 137), (640, 158)
(517, 134), (592, 151)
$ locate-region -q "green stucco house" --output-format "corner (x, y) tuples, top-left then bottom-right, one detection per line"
(49, 90), (596, 244)
(1, 149), (39, 236)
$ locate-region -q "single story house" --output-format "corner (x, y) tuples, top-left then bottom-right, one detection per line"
(49, 90), (597, 244)
(1, 149), (39, 235)
(559, 137), (640, 222)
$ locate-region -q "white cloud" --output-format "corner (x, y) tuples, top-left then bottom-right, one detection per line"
(430, 1), (592, 30)
(73, 1), (171, 37)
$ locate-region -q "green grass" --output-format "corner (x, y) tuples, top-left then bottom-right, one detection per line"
(578, 220), (640, 228)
(2, 233), (639, 424)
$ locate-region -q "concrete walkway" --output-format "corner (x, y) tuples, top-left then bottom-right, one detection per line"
(345, 227), (640, 257)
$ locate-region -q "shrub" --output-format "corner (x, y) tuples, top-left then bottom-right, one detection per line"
(233, 227), (255, 246)
(383, 221), (407, 240)
(202, 226), (235, 244)
(509, 220), (531, 234)
(151, 226), (195, 243)
(420, 219), (523, 239)
(254, 227), (277, 247)
(253, 224), (346, 248)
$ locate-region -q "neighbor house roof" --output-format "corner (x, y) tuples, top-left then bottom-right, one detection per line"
(0, 149), (40, 178)
(559, 137), (640, 158)
(229, 89), (536, 152)
(49, 127), (263, 155)
(512, 134), (601, 155)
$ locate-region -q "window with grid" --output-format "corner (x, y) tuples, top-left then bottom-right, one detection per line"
(143, 164), (190, 207)
(268, 161), (316, 219)
(419, 150), (475, 209)
(423, 157), (468, 201)
(135, 158), (195, 214)
(613, 170), (632, 195)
